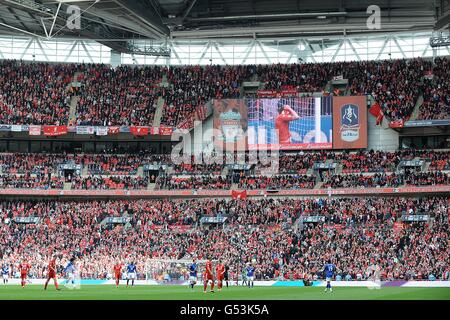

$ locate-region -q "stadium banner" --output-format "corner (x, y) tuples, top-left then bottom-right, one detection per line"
(28, 125), (41, 136)
(247, 97), (332, 150)
(389, 119), (404, 128)
(213, 99), (248, 151)
(130, 126), (149, 136)
(332, 96), (367, 149)
(279, 89), (299, 97)
(231, 190), (247, 199)
(0, 124), (11, 131)
(159, 126), (174, 135)
(95, 126), (108, 136)
(178, 114), (194, 130)
(43, 125), (68, 136)
(149, 127), (160, 135)
(76, 126), (95, 135)
(257, 90), (277, 97)
(119, 126), (130, 133)
(10, 124), (22, 132)
(195, 104), (208, 121)
(402, 119), (450, 127)
(108, 126), (120, 134)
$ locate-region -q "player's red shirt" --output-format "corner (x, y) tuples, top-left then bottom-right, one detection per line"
(204, 260), (213, 276)
(19, 263), (31, 275)
(113, 264), (122, 275)
(216, 264), (225, 278)
(48, 259), (56, 273)
(275, 113), (295, 143)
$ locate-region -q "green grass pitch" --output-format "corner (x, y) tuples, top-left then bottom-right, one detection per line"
(0, 285), (449, 300)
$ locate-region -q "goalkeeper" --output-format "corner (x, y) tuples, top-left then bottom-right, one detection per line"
(241, 266), (248, 286)
(275, 101), (300, 144)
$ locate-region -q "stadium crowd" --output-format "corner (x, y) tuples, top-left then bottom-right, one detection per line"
(418, 57), (450, 120)
(75, 65), (164, 126)
(1, 58), (448, 128)
(70, 176), (149, 190)
(0, 60), (76, 125)
(0, 197), (448, 281)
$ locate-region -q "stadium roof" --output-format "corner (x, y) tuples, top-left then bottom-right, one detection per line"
(0, 0), (446, 53)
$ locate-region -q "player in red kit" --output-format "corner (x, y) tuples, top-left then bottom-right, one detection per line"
(113, 262), (123, 287)
(44, 256), (60, 291)
(19, 261), (31, 288)
(216, 261), (225, 291)
(203, 258), (214, 293)
(275, 103), (299, 144)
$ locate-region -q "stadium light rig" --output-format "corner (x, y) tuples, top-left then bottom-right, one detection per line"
(125, 43), (171, 57)
(429, 29), (450, 48)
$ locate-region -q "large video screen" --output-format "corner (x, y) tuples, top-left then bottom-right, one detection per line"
(247, 96), (333, 150)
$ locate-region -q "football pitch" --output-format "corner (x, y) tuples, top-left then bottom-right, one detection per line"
(0, 285), (449, 300)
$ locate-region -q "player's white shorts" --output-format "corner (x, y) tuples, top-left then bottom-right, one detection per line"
(326, 277), (331, 282)
(2, 274), (8, 280)
(127, 272), (136, 280)
(67, 272), (75, 281)
(189, 275), (197, 283)
(248, 276), (254, 281)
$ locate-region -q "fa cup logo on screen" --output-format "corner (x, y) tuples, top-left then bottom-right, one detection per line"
(340, 104), (360, 142)
(219, 109), (243, 142)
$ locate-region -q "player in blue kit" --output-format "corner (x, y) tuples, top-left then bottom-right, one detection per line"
(246, 262), (255, 288)
(323, 259), (336, 293)
(2, 264), (10, 284)
(126, 262), (137, 287)
(188, 258), (198, 290)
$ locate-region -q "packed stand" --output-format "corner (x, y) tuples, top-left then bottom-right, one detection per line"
(0, 174), (63, 189)
(418, 57), (450, 120)
(0, 60), (77, 125)
(70, 176), (149, 190)
(76, 65), (165, 126)
(0, 197), (448, 281)
(321, 173), (403, 188)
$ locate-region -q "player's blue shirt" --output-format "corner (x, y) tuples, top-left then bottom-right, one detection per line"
(324, 263), (335, 278)
(246, 266), (255, 277)
(64, 262), (75, 273)
(127, 264), (137, 273)
(189, 263), (197, 276)
(1, 266), (9, 275)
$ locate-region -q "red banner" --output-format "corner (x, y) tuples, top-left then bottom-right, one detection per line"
(279, 89), (298, 97)
(130, 126), (149, 136)
(178, 115), (194, 130)
(43, 125), (68, 136)
(196, 104), (208, 121)
(231, 190), (247, 200)
(159, 126), (173, 136)
(390, 120), (404, 128)
(257, 90), (277, 97)
(108, 126), (120, 134)
(369, 103), (383, 125)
